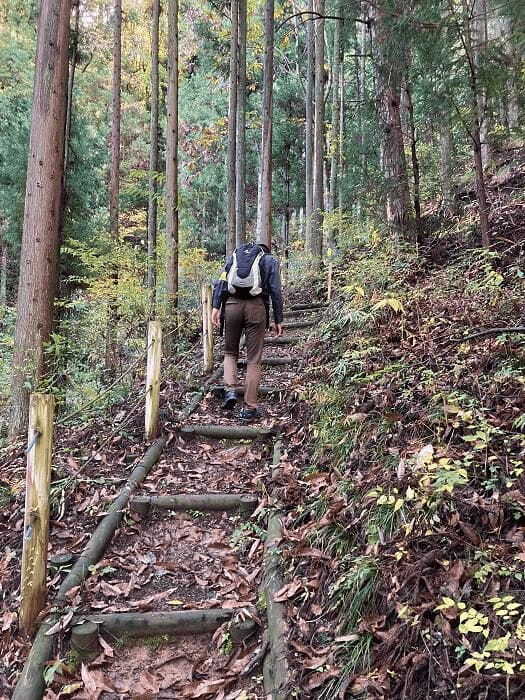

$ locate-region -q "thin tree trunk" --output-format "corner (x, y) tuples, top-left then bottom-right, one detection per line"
(0, 242), (7, 306)
(255, 0), (274, 249)
(109, 0), (121, 241)
(166, 0), (179, 309)
(328, 3), (342, 251)
(311, 0), (325, 263)
(305, 0), (314, 252)
(338, 37), (345, 236)
(460, 0), (490, 246)
(405, 84), (422, 240)
(359, 7), (367, 183)
(473, 0), (491, 166)
(147, 0), (160, 310)
(9, 0), (71, 437)
(105, 0), (122, 371)
(227, 0), (239, 255)
(64, 1), (79, 179)
(235, 0), (247, 246)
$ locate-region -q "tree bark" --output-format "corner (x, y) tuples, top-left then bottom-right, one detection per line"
(405, 84), (422, 240)
(147, 0), (160, 310)
(9, 0), (71, 438)
(472, 0), (491, 166)
(235, 0), (247, 246)
(328, 3), (342, 251)
(304, 0), (315, 252)
(255, 0), (275, 249)
(166, 0), (179, 309)
(371, 3), (412, 236)
(0, 242), (7, 306)
(311, 0), (325, 263)
(109, 0), (121, 241)
(105, 0), (122, 371)
(227, 0), (239, 255)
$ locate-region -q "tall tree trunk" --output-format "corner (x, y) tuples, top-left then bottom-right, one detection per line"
(9, 0), (71, 437)
(0, 241), (7, 306)
(255, 0), (274, 249)
(459, 0), (490, 246)
(147, 0), (160, 310)
(405, 84), (422, 240)
(166, 0), (179, 308)
(473, 0), (491, 166)
(328, 3), (342, 251)
(359, 7), (368, 184)
(311, 0), (325, 263)
(227, 0), (239, 255)
(105, 0), (122, 372)
(64, 1), (79, 179)
(235, 0), (247, 246)
(109, 0), (121, 241)
(371, 4), (412, 235)
(304, 0), (315, 252)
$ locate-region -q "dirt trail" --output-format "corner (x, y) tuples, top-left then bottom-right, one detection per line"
(37, 306), (321, 700)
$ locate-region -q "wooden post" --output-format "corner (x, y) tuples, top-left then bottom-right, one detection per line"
(145, 320), (162, 440)
(20, 393), (55, 635)
(201, 283), (214, 373)
(327, 262), (333, 302)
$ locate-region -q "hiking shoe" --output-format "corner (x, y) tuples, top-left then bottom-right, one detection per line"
(239, 406), (262, 423)
(222, 390), (238, 410)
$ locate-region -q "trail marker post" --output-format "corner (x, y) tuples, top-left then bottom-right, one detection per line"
(145, 320), (162, 440)
(201, 283), (214, 373)
(20, 393), (55, 634)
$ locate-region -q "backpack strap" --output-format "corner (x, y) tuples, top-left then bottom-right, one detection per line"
(227, 250), (239, 294)
(249, 249), (264, 296)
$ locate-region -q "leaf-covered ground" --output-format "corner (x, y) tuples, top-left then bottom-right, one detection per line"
(272, 152), (525, 698)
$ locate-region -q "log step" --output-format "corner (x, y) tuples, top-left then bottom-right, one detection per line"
(282, 320), (313, 330)
(238, 357), (295, 367)
(291, 302), (326, 311)
(130, 493), (259, 515)
(264, 336), (298, 346)
(210, 385), (286, 396)
(81, 609), (234, 637)
(181, 423), (275, 439)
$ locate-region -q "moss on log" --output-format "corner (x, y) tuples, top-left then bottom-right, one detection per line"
(84, 609), (233, 636)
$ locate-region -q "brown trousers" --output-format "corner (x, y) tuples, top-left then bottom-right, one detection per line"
(223, 297), (266, 407)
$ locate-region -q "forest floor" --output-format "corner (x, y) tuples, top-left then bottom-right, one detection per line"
(1, 145), (525, 700)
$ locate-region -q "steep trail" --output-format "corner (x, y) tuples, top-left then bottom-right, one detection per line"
(15, 303), (325, 699)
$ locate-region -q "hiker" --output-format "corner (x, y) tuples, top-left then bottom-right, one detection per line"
(211, 242), (284, 421)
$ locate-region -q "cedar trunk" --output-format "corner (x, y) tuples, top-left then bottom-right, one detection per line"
(166, 0), (179, 309)
(304, 0), (315, 251)
(311, 0), (325, 262)
(109, 0), (121, 240)
(147, 0), (160, 308)
(371, 5), (412, 235)
(9, 0), (71, 437)
(227, 0), (239, 255)
(255, 0), (275, 249)
(235, 0), (247, 246)
(328, 4), (342, 250)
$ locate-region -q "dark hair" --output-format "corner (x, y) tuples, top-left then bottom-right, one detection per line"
(256, 242), (271, 253)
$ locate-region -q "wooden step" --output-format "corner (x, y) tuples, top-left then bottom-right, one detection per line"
(181, 423), (274, 439)
(282, 320), (313, 330)
(210, 385), (286, 396)
(237, 356), (295, 367)
(130, 493), (258, 515)
(264, 336), (298, 346)
(291, 302), (327, 311)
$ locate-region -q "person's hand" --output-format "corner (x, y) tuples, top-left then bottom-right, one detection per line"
(274, 323), (283, 337)
(211, 308), (221, 329)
